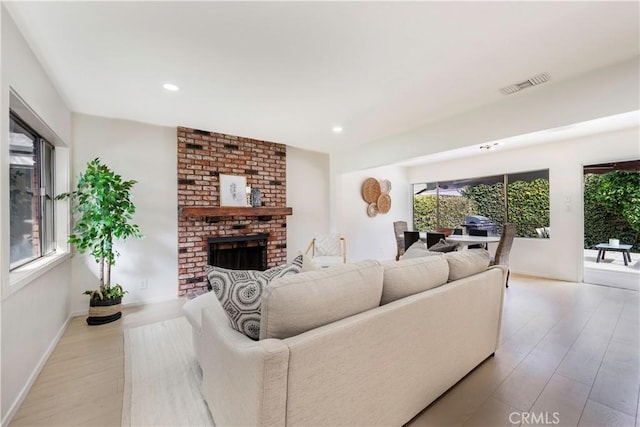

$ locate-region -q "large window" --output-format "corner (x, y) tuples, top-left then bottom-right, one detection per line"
(413, 169), (549, 238)
(9, 113), (56, 269)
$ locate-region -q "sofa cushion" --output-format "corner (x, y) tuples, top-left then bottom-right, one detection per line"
(400, 241), (444, 260)
(183, 291), (218, 332)
(380, 256), (449, 305)
(444, 249), (491, 281)
(260, 260), (384, 340)
(206, 255), (304, 340)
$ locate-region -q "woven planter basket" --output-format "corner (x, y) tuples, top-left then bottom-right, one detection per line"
(87, 296), (123, 325)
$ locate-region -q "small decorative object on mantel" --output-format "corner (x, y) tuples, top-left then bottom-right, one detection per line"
(220, 174), (247, 207)
(246, 186), (252, 206)
(251, 188), (262, 207)
(362, 177), (392, 217)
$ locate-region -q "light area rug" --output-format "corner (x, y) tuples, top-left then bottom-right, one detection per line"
(122, 316), (214, 426)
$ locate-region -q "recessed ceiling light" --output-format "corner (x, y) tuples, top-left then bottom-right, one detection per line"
(332, 126), (343, 133)
(163, 83), (179, 92)
(479, 142), (501, 150)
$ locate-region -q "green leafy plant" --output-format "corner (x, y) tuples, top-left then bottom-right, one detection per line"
(584, 171), (639, 251)
(57, 158), (142, 300)
(506, 179), (550, 238)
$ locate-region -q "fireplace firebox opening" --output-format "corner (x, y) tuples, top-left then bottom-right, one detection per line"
(207, 233), (269, 273)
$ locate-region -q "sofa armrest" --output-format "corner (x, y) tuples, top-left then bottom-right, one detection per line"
(488, 264), (509, 285)
(201, 306), (289, 427)
(487, 265), (508, 349)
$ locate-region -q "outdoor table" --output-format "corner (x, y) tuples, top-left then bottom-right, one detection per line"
(594, 243), (633, 266)
(445, 234), (500, 250)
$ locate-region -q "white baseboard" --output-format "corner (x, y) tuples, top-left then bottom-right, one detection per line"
(71, 294), (180, 318)
(1, 314), (73, 427)
(122, 294), (181, 308)
(510, 270), (575, 282)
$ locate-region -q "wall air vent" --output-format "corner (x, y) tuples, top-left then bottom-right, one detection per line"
(500, 73), (550, 95)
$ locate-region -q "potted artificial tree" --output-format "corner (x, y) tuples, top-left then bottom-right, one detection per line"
(57, 158), (142, 325)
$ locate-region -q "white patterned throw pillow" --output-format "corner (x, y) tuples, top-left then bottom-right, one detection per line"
(205, 255), (303, 340)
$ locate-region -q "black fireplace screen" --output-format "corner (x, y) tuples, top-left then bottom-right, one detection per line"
(207, 233), (269, 271)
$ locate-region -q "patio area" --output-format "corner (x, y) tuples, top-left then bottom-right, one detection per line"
(584, 248), (640, 291)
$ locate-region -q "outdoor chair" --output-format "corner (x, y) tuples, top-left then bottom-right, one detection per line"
(535, 227), (550, 238)
(490, 223), (516, 287)
(393, 221), (408, 260)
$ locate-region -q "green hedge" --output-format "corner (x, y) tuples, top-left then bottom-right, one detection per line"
(413, 195), (475, 231)
(584, 173), (639, 251)
(460, 183), (505, 231)
(413, 179), (550, 238)
(507, 179), (550, 238)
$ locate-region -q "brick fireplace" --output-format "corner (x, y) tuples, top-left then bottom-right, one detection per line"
(177, 126), (290, 296)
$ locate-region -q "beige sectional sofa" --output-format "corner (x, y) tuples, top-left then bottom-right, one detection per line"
(186, 250), (507, 426)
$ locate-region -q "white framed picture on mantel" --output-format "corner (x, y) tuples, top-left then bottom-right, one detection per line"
(219, 174), (247, 207)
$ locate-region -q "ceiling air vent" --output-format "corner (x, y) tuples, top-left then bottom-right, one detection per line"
(500, 73), (550, 95)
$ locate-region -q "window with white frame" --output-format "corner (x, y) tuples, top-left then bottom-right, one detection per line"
(9, 112), (56, 269)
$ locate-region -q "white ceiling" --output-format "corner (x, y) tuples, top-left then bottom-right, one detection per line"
(5, 1), (640, 154)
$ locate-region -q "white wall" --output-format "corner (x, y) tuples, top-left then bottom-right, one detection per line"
(336, 165), (411, 261)
(286, 146), (330, 259)
(1, 7), (72, 425)
(408, 126), (640, 282)
(1, 262), (71, 423)
(70, 114), (178, 314)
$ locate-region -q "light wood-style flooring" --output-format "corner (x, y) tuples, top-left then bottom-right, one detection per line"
(9, 275), (640, 427)
(9, 300), (186, 427)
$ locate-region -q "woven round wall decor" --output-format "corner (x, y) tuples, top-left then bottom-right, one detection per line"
(377, 193), (391, 214)
(379, 179), (392, 194)
(362, 177), (392, 217)
(367, 202), (379, 217)
(362, 178), (382, 204)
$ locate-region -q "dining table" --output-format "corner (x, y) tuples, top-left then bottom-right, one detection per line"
(445, 234), (500, 249)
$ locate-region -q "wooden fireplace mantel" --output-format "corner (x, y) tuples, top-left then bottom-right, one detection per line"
(180, 206), (293, 220)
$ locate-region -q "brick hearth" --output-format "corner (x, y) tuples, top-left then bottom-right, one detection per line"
(177, 126), (288, 295)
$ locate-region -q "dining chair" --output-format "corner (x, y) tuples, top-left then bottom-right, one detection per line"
(468, 228), (488, 249)
(404, 231), (420, 251)
(393, 221), (408, 261)
(490, 223), (516, 287)
(426, 232), (446, 249)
